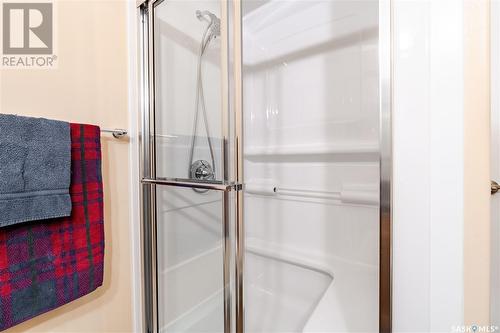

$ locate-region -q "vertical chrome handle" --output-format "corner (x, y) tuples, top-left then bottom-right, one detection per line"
(230, 2), (245, 333)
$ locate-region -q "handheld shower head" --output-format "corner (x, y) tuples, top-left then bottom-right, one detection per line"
(190, 10), (220, 184)
(196, 10), (217, 23)
(196, 10), (220, 38)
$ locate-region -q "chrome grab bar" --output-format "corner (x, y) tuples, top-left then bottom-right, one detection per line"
(141, 177), (243, 192)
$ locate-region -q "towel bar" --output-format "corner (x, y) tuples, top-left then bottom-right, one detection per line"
(101, 128), (128, 139)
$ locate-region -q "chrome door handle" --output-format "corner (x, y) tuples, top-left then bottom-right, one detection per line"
(141, 177), (243, 192)
(492, 180), (500, 195)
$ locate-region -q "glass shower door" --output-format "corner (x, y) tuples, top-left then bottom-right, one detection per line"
(154, 186), (227, 332)
(153, 0), (224, 182)
(140, 1), (391, 332)
(139, 0), (242, 332)
(240, 1), (390, 332)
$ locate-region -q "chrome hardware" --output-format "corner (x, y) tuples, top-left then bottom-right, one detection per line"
(101, 128), (128, 139)
(190, 160), (215, 181)
(190, 160), (215, 193)
(492, 180), (500, 195)
(141, 178), (242, 192)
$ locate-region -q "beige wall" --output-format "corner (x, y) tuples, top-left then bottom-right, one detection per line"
(0, 0), (134, 332)
(464, 0), (491, 326)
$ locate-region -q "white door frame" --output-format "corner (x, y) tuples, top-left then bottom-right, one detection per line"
(491, 1), (500, 326)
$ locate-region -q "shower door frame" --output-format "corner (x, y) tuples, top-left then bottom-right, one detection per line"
(137, 0), (393, 332)
(379, 1), (392, 332)
(137, 1), (244, 333)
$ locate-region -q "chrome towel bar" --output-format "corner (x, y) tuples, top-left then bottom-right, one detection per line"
(101, 128), (128, 139)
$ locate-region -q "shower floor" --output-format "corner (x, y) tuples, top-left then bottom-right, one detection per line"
(245, 252), (332, 332)
(163, 250), (332, 333)
(162, 241), (378, 333)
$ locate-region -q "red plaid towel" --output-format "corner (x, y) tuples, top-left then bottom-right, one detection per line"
(0, 124), (105, 330)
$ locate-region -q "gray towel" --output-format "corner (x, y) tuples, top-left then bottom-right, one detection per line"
(0, 114), (72, 227)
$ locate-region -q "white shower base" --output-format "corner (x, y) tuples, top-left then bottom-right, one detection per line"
(245, 250), (331, 332)
(162, 240), (377, 333)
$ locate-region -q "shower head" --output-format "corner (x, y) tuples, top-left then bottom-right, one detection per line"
(196, 10), (217, 23)
(196, 10), (220, 38)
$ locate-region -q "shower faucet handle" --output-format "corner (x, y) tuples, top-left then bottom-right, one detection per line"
(190, 160), (215, 182)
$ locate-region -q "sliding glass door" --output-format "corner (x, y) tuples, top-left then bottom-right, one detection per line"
(139, 1), (391, 332)
(139, 1), (243, 332)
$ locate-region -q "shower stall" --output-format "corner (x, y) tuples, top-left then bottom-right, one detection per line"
(137, 0), (391, 332)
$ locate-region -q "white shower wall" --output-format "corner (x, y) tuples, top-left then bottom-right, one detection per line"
(243, 0), (379, 150)
(153, 1), (226, 331)
(242, 1), (380, 331)
(153, 0), (381, 331)
(155, 0), (222, 136)
(155, 0), (224, 180)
